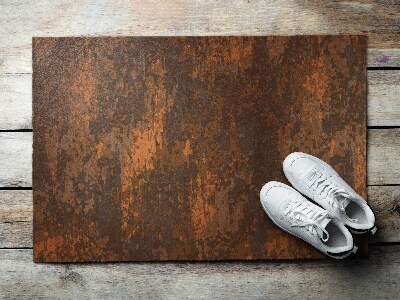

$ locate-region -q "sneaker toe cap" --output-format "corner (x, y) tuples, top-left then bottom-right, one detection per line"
(283, 152), (318, 180)
(260, 182), (293, 217)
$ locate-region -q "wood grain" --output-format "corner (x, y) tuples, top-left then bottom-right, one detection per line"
(369, 186), (400, 243)
(0, 133), (32, 187)
(0, 191), (32, 248)
(2, 70), (400, 130)
(0, 0), (399, 74)
(1, 186), (398, 249)
(368, 71), (400, 127)
(367, 129), (400, 185)
(0, 74), (32, 130)
(368, 48), (400, 68)
(0, 246), (399, 299)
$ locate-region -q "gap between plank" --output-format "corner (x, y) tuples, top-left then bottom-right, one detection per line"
(0, 187), (32, 190)
(0, 129), (32, 133)
(367, 67), (400, 71)
(368, 126), (400, 130)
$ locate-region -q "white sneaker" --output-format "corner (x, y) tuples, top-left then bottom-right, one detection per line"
(283, 152), (376, 235)
(260, 181), (356, 259)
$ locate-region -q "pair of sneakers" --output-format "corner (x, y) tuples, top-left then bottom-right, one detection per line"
(260, 152), (376, 259)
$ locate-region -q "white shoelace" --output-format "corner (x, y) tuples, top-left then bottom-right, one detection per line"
(307, 172), (358, 222)
(284, 198), (331, 242)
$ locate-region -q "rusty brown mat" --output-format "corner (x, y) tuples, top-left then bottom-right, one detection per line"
(32, 36), (367, 262)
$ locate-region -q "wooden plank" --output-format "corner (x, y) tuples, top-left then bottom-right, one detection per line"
(0, 191), (32, 248)
(2, 70), (400, 130)
(368, 48), (400, 68)
(2, 130), (399, 187)
(1, 185), (398, 249)
(367, 129), (400, 185)
(0, 246), (399, 299)
(0, 133), (32, 187)
(0, 74), (32, 130)
(1, 0), (399, 74)
(369, 186), (400, 243)
(368, 71), (400, 127)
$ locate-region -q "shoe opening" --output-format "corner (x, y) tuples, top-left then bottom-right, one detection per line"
(323, 222), (348, 248)
(345, 201), (367, 223)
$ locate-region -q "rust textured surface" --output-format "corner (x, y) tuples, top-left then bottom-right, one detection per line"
(32, 36), (367, 262)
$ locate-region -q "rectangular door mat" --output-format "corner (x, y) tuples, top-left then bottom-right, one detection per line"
(33, 36), (367, 262)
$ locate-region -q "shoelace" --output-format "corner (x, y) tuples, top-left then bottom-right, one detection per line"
(307, 172), (358, 222)
(284, 198), (331, 242)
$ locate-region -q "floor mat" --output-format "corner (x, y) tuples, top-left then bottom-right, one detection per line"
(32, 36), (367, 262)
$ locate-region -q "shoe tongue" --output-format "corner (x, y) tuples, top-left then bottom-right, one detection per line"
(336, 194), (352, 209)
(305, 169), (319, 182)
(318, 217), (332, 229)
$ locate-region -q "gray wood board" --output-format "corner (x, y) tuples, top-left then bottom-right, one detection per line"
(2, 130), (400, 187)
(0, 246), (399, 299)
(0, 0), (400, 74)
(1, 186), (399, 249)
(2, 70), (399, 130)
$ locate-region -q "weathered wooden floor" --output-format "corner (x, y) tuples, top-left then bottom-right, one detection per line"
(0, 1), (399, 298)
